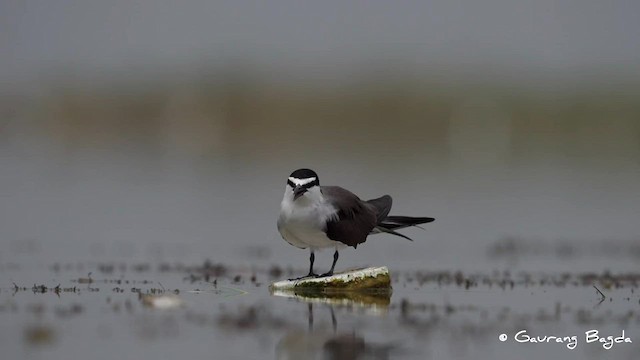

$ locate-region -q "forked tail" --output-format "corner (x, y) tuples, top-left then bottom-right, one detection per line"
(366, 195), (434, 241)
(373, 215), (435, 241)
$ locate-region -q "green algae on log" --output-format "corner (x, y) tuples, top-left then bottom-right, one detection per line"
(269, 266), (391, 291)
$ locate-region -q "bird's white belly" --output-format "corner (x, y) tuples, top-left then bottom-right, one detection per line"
(278, 203), (344, 250)
(280, 222), (342, 249)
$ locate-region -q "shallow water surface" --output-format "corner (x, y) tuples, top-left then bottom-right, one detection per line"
(1, 253), (639, 360)
(1, 120), (639, 359)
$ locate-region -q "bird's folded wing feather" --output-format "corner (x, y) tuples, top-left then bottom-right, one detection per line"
(366, 195), (393, 223)
(321, 186), (378, 248)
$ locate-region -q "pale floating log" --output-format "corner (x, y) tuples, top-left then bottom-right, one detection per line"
(269, 266), (391, 292)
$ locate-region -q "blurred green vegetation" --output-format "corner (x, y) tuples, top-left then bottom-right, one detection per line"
(3, 75), (639, 164)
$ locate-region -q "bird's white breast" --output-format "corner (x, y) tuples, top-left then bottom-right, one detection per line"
(278, 197), (343, 250)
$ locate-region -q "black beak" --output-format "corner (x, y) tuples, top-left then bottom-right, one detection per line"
(293, 186), (307, 200)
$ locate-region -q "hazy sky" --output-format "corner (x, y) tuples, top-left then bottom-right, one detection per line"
(2, 0), (640, 87)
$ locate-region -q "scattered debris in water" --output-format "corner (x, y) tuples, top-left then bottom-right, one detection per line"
(54, 303), (84, 318)
(4, 237), (640, 359)
(268, 265), (283, 278)
(140, 294), (185, 309)
(24, 325), (56, 346)
(77, 272), (93, 284)
(217, 305), (288, 331)
(488, 237), (640, 260)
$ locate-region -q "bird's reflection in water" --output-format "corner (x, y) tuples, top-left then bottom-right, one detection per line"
(273, 290), (396, 360)
(270, 289), (391, 316)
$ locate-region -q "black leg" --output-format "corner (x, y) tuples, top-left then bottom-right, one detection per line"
(308, 251), (315, 276)
(289, 250), (318, 280)
(320, 250), (339, 277)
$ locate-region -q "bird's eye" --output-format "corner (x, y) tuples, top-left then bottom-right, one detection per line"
(287, 180), (295, 188)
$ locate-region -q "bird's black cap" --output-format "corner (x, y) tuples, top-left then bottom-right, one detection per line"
(289, 168), (319, 182)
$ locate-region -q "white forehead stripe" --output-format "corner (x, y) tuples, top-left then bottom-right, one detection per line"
(288, 177), (317, 186)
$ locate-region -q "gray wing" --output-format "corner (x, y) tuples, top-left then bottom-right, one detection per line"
(366, 195), (392, 223)
(321, 186), (378, 248)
